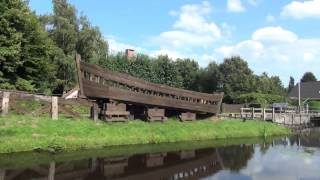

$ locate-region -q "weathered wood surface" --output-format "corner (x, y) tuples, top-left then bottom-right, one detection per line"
(100, 103), (130, 122)
(83, 79), (221, 114)
(51, 97), (58, 120)
(146, 108), (167, 122)
(1, 92), (10, 116)
(79, 61), (223, 114)
(179, 112), (196, 121)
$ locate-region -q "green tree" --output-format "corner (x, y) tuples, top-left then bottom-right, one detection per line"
(301, 72), (317, 82)
(152, 55), (182, 88)
(219, 56), (255, 103)
(128, 54), (156, 82)
(76, 15), (108, 65)
(288, 76), (295, 92)
(197, 62), (221, 93)
(174, 58), (199, 90)
(0, 0), (59, 93)
(39, 0), (108, 93)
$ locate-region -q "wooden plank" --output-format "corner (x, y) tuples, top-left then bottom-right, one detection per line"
(48, 162), (55, 180)
(179, 112), (196, 121)
(75, 54), (85, 97)
(146, 108), (166, 122)
(0, 169), (5, 180)
(51, 97), (58, 120)
(83, 80), (220, 114)
(90, 104), (99, 122)
(1, 92), (10, 116)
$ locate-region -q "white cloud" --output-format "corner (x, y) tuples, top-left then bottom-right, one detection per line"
(227, 0), (246, 12)
(215, 26), (320, 82)
(281, 0), (320, 19)
(252, 26), (298, 43)
(155, 1), (221, 49)
(266, 15), (275, 23)
(151, 49), (185, 60)
(107, 36), (146, 54)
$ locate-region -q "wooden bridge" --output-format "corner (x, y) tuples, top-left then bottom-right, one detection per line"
(76, 55), (223, 122)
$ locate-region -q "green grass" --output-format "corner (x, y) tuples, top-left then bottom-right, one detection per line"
(0, 114), (290, 154)
(309, 100), (320, 110)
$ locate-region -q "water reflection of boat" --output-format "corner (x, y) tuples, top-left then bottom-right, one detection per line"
(0, 146), (254, 180)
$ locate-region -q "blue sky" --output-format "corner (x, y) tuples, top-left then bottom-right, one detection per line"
(29, 0), (320, 85)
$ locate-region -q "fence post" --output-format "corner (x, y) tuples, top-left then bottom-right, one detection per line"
(51, 97), (58, 120)
(272, 108), (275, 122)
(263, 108), (266, 121)
(1, 92), (10, 116)
(91, 103), (99, 122)
(48, 161), (55, 180)
(0, 169), (5, 180)
(252, 107), (255, 119)
(240, 108), (243, 118)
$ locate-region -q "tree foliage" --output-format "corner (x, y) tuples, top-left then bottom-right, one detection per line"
(301, 72), (317, 83)
(0, 0), (59, 92)
(39, 0), (108, 93)
(288, 76), (295, 93)
(1, 0), (287, 104)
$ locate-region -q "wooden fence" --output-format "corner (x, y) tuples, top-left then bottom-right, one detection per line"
(0, 90), (92, 120)
(238, 107), (312, 126)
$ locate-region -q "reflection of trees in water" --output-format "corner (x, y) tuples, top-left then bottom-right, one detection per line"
(1, 145), (255, 180)
(260, 142), (271, 155)
(217, 145), (254, 172)
(289, 128), (320, 148)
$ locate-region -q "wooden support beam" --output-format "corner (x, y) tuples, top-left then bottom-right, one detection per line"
(0, 169), (5, 180)
(179, 112), (196, 121)
(146, 108), (167, 122)
(251, 107), (255, 119)
(1, 92), (10, 116)
(91, 103), (99, 122)
(75, 54), (85, 97)
(91, 158), (97, 172)
(51, 97), (58, 120)
(48, 162), (55, 180)
(272, 108), (275, 122)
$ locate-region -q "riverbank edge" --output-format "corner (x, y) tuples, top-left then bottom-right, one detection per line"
(0, 114), (291, 154)
(0, 136), (283, 169)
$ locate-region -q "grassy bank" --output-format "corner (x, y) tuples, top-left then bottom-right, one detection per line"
(0, 114), (290, 154)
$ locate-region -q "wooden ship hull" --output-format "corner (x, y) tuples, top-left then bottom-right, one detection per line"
(76, 55), (223, 122)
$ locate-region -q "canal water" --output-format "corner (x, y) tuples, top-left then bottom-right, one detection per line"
(1, 129), (320, 180)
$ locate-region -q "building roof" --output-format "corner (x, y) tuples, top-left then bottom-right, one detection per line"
(288, 81), (320, 99)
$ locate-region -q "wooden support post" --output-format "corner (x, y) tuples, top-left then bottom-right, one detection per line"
(292, 113), (294, 125)
(272, 108), (275, 122)
(51, 96), (58, 120)
(48, 161), (55, 180)
(240, 108), (243, 118)
(0, 169), (5, 180)
(76, 54), (85, 98)
(1, 92), (10, 116)
(263, 108), (266, 121)
(252, 107), (255, 119)
(91, 103), (99, 122)
(91, 157), (97, 172)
